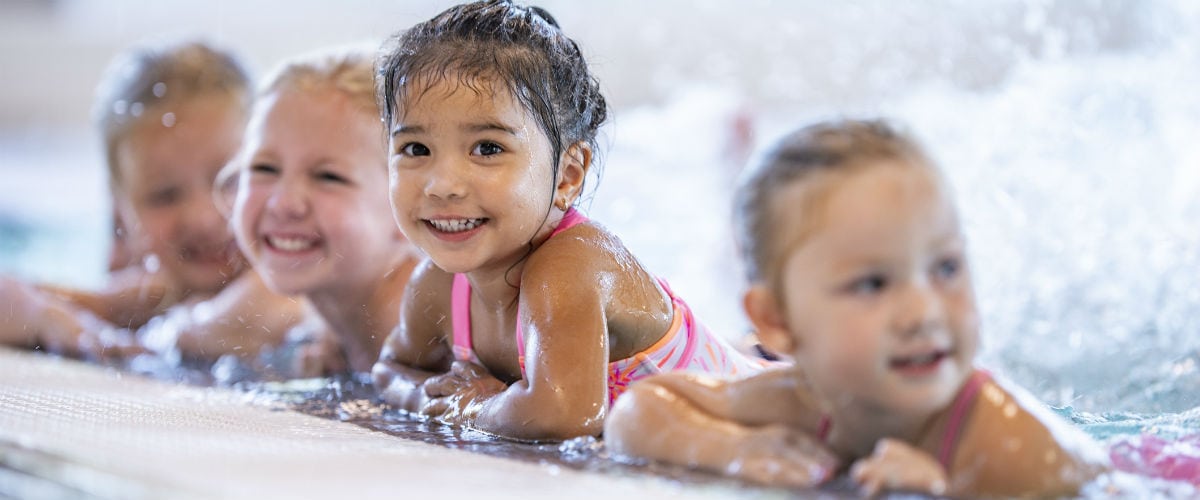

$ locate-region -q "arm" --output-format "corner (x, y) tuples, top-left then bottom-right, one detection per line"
(948, 378), (1109, 497)
(2, 276), (140, 359)
(170, 271), (299, 362)
(605, 369), (836, 487)
(465, 256), (611, 440)
(371, 260), (454, 412)
(38, 264), (182, 329)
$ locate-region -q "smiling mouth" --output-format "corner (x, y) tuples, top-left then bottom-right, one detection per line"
(889, 350), (949, 370)
(265, 235), (320, 252)
(180, 242), (234, 264)
(425, 218), (487, 233)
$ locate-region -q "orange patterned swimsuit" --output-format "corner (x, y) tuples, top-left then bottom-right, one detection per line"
(449, 208), (770, 406)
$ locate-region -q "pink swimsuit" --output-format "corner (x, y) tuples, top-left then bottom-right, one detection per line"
(816, 369), (992, 470)
(450, 208), (769, 406)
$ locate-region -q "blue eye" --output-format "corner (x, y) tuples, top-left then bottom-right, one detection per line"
(933, 256), (962, 281)
(473, 141), (503, 156)
(400, 142), (430, 156)
(848, 273), (888, 295)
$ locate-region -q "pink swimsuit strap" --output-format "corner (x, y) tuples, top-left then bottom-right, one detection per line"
(936, 369), (991, 469)
(814, 369), (990, 471)
(451, 208), (587, 366)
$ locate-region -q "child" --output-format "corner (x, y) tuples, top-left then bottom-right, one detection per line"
(231, 47), (421, 374)
(371, 0), (768, 441)
(603, 119), (1110, 497)
(6, 40), (324, 373)
(42, 39), (252, 329)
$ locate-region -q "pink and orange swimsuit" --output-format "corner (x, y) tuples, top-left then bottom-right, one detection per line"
(449, 208), (770, 406)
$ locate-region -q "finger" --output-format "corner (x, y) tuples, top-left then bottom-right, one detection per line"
(419, 397), (449, 417)
(423, 374), (462, 397)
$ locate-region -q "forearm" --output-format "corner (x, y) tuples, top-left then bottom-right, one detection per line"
(469, 379), (604, 441)
(605, 380), (753, 472)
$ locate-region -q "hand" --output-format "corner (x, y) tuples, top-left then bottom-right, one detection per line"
(419, 361), (507, 426)
(725, 424), (839, 488)
(850, 438), (948, 497)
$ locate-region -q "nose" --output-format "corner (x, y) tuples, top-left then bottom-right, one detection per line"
(422, 156), (468, 201)
(266, 176), (310, 219)
(895, 280), (944, 338)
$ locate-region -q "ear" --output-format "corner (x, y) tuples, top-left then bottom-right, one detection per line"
(743, 284), (796, 355)
(555, 142), (591, 207)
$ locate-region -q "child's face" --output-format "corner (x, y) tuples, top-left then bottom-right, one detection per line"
(771, 161), (979, 418)
(233, 87), (398, 297)
(114, 95), (244, 293)
(387, 78), (564, 275)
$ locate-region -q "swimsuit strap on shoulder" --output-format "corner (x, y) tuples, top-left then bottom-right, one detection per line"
(937, 369), (991, 469)
(451, 273), (474, 361)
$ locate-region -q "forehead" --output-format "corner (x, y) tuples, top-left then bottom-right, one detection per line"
(393, 73), (525, 123)
(767, 161), (956, 265)
(116, 96), (244, 183)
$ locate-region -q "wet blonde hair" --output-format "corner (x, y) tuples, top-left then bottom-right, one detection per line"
(93, 39), (251, 190)
(734, 119), (935, 285)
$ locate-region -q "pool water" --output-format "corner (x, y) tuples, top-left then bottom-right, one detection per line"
(2, 0), (1199, 496)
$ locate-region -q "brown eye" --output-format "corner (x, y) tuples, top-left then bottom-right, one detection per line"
(400, 142), (430, 156)
(473, 141), (503, 156)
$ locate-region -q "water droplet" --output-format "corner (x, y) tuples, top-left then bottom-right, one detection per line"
(152, 82), (167, 98)
(112, 100), (128, 115)
(161, 112), (176, 127)
(130, 102), (144, 117)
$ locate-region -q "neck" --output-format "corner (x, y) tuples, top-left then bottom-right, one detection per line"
(463, 209), (566, 312)
(306, 255), (416, 372)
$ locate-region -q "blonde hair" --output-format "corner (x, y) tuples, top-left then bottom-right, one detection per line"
(93, 39), (251, 189)
(258, 45), (379, 117)
(734, 119), (935, 285)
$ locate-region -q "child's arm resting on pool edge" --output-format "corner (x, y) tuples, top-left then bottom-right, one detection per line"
(604, 368), (837, 487)
(373, 260), (455, 412)
(437, 253), (612, 441)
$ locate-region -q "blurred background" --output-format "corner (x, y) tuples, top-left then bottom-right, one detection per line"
(1, 0), (1198, 416)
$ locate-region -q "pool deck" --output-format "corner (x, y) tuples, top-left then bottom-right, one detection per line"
(0, 347), (783, 499)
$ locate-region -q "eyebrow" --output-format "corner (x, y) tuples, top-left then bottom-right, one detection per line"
(390, 121), (521, 138)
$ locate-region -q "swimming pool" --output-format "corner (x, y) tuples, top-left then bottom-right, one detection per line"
(1, 0), (1198, 496)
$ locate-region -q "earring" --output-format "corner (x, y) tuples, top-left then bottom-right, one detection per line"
(555, 197), (568, 211)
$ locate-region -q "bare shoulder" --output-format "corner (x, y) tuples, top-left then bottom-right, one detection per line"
(952, 375), (1108, 497)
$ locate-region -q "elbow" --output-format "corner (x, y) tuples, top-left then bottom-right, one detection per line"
(484, 387), (607, 442)
(603, 382), (665, 457)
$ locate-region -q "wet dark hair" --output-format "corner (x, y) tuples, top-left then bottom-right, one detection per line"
(376, 0), (607, 192)
(734, 119), (934, 284)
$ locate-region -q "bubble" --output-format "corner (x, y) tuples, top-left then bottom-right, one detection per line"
(130, 102), (144, 117)
(112, 100), (128, 115)
(161, 112), (176, 127)
(152, 82), (167, 98)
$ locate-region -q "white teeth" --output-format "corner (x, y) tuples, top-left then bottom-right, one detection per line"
(428, 218), (485, 233)
(267, 235), (317, 252)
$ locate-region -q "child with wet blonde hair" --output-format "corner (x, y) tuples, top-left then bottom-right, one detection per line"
(604, 119), (1109, 497)
(371, 0), (769, 441)
(231, 46), (420, 373)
